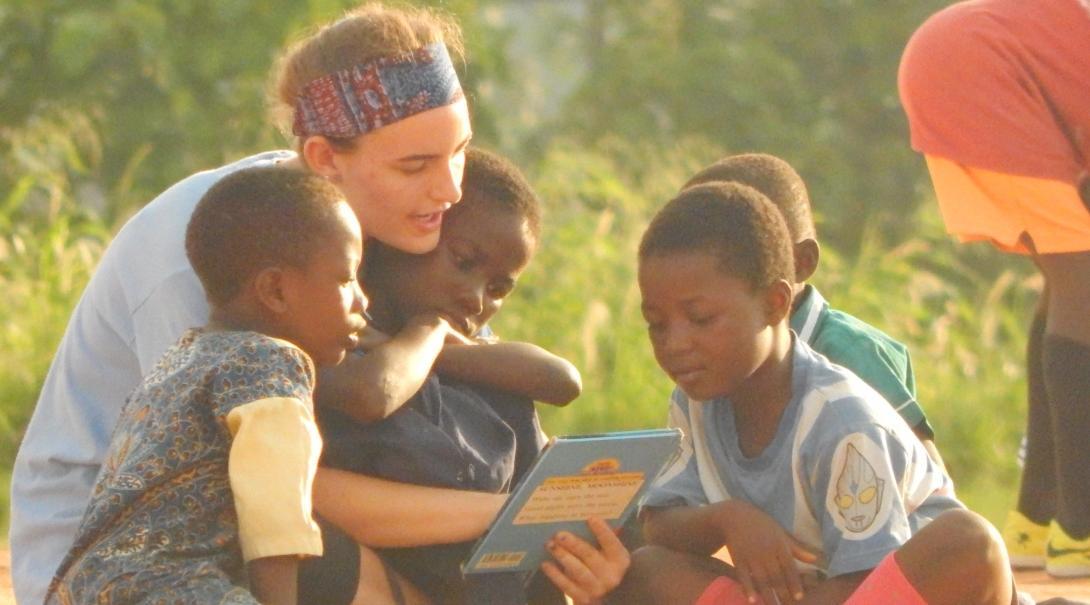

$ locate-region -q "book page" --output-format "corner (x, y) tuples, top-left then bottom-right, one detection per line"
(512, 472), (645, 525)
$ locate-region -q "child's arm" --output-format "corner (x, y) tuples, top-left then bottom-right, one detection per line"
(248, 556), (299, 605)
(313, 467), (507, 547)
(642, 503), (731, 556)
(315, 314), (452, 423)
(435, 338), (582, 405)
(644, 501), (817, 605)
(226, 392), (323, 604)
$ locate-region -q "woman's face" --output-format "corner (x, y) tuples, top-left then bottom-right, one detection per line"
(330, 98), (472, 254)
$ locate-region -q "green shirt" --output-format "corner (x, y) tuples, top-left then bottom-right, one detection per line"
(790, 285), (933, 438)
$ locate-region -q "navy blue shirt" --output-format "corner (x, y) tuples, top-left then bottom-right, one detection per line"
(314, 372), (548, 603)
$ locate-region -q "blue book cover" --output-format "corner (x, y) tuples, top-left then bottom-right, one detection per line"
(462, 428), (682, 575)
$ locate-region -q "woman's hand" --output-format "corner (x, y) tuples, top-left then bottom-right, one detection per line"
(715, 501), (818, 604)
(539, 517), (630, 605)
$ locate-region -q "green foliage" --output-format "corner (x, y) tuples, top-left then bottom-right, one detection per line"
(0, 110), (112, 533)
(0, 0), (512, 222)
(499, 0), (949, 250)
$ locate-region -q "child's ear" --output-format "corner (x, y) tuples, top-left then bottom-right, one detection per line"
(301, 136), (341, 181)
(793, 238), (820, 284)
(252, 267), (291, 315)
(764, 278), (794, 324)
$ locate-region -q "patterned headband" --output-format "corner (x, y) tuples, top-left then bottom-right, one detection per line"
(291, 41), (462, 138)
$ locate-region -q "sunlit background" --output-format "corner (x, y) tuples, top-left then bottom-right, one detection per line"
(0, 0), (1037, 536)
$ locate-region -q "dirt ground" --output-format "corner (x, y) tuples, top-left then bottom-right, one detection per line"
(1015, 569), (1090, 602)
(0, 548), (1085, 603)
(0, 551), (11, 604)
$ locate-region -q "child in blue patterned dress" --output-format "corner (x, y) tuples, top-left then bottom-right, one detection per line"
(45, 166), (367, 605)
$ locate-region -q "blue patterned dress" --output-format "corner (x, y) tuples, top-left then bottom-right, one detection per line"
(45, 329), (317, 605)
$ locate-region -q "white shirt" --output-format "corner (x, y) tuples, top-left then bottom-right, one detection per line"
(10, 150), (294, 604)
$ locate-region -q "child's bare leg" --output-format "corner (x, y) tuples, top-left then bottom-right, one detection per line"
(894, 509), (1014, 605)
(613, 545), (735, 605)
(350, 545), (432, 605)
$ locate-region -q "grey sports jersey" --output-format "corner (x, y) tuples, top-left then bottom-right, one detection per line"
(645, 339), (961, 577)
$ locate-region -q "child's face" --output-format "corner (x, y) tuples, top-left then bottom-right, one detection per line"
(379, 200), (534, 336)
(280, 202), (368, 366)
(639, 250), (778, 401)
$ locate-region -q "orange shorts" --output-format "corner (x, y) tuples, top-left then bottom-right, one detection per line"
(926, 154), (1090, 254)
(694, 552), (926, 605)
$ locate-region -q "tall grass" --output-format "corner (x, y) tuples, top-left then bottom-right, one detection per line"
(0, 136), (1035, 533)
(0, 112), (116, 534)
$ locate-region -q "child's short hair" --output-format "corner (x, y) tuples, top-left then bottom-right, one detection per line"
(639, 182), (795, 292)
(455, 147), (541, 242)
(684, 153), (815, 242)
(186, 166), (346, 306)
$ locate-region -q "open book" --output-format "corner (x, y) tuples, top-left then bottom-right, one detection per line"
(462, 428), (683, 575)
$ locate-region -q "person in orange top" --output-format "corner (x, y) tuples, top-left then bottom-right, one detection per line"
(899, 0), (1090, 578)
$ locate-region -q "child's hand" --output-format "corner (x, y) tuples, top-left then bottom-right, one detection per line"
(540, 517), (630, 605)
(435, 316), (497, 346)
(396, 312), (455, 341)
(716, 500), (819, 604)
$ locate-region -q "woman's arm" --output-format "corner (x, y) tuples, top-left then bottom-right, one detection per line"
(248, 556), (299, 605)
(313, 468), (507, 547)
(435, 340), (582, 406)
(315, 315), (450, 423)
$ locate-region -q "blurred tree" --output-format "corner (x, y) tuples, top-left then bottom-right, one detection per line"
(0, 0), (512, 223)
(504, 0), (949, 251)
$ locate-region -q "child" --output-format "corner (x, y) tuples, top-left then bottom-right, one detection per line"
(900, 0), (1090, 577)
(683, 153), (942, 466)
(298, 148), (587, 605)
(621, 183), (1015, 604)
(45, 166), (367, 605)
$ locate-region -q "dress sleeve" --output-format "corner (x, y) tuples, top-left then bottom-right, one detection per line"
(227, 396), (323, 562)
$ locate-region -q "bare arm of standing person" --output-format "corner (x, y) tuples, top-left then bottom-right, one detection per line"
(315, 314), (452, 423)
